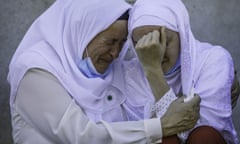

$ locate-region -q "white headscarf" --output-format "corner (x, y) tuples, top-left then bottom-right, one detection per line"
(129, 0), (197, 96)
(8, 0), (131, 114)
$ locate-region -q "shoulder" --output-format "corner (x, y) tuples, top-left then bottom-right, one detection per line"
(22, 68), (61, 86)
(19, 68), (67, 97)
(194, 43), (234, 83)
(196, 42), (233, 67)
(199, 42), (232, 61)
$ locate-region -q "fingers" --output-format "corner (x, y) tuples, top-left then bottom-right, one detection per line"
(194, 94), (201, 102)
(176, 96), (185, 103)
(189, 94), (201, 105)
(136, 27), (166, 49)
(136, 30), (160, 49)
(176, 93), (201, 105)
(151, 30), (160, 45)
(160, 27), (167, 48)
(134, 28), (166, 66)
(143, 32), (152, 48)
(135, 35), (145, 49)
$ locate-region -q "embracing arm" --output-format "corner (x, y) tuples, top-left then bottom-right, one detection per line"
(15, 69), (162, 144)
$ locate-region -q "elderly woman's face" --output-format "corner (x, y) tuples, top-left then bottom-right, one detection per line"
(84, 20), (128, 74)
(132, 26), (180, 73)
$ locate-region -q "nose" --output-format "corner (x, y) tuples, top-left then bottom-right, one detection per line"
(110, 43), (120, 59)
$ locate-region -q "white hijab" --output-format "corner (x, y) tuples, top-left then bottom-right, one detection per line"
(129, 0), (197, 96)
(8, 0), (131, 114)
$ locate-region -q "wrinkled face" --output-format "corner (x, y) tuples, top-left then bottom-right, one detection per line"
(83, 20), (128, 74)
(132, 25), (180, 73)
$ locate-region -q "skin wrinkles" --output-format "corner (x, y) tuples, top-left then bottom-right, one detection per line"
(83, 20), (128, 74)
(132, 25), (180, 73)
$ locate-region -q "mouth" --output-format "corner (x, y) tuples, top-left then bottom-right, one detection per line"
(98, 58), (113, 67)
(102, 56), (113, 61)
(100, 55), (113, 62)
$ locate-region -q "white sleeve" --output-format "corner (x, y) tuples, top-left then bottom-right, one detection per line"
(151, 88), (177, 118)
(15, 69), (162, 144)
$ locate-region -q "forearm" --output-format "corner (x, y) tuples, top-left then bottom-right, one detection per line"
(144, 66), (169, 101)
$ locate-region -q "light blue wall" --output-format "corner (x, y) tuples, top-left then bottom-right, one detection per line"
(0, 0), (239, 143)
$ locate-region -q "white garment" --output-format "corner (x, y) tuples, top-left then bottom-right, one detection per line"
(12, 69), (161, 144)
(129, 0), (239, 143)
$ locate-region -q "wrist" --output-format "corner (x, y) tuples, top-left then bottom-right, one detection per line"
(143, 65), (163, 74)
(143, 67), (169, 100)
(161, 115), (168, 136)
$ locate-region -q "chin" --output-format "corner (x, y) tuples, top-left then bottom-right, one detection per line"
(162, 66), (171, 74)
(97, 67), (108, 74)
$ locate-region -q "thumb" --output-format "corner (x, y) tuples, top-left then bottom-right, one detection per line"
(160, 27), (167, 48)
(188, 94), (201, 105)
(176, 93), (189, 102)
(176, 96), (185, 103)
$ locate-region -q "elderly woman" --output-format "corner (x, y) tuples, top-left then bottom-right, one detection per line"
(128, 0), (239, 143)
(8, 0), (200, 143)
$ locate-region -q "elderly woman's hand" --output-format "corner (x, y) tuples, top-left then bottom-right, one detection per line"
(161, 94), (201, 137)
(231, 70), (240, 109)
(135, 28), (166, 70)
